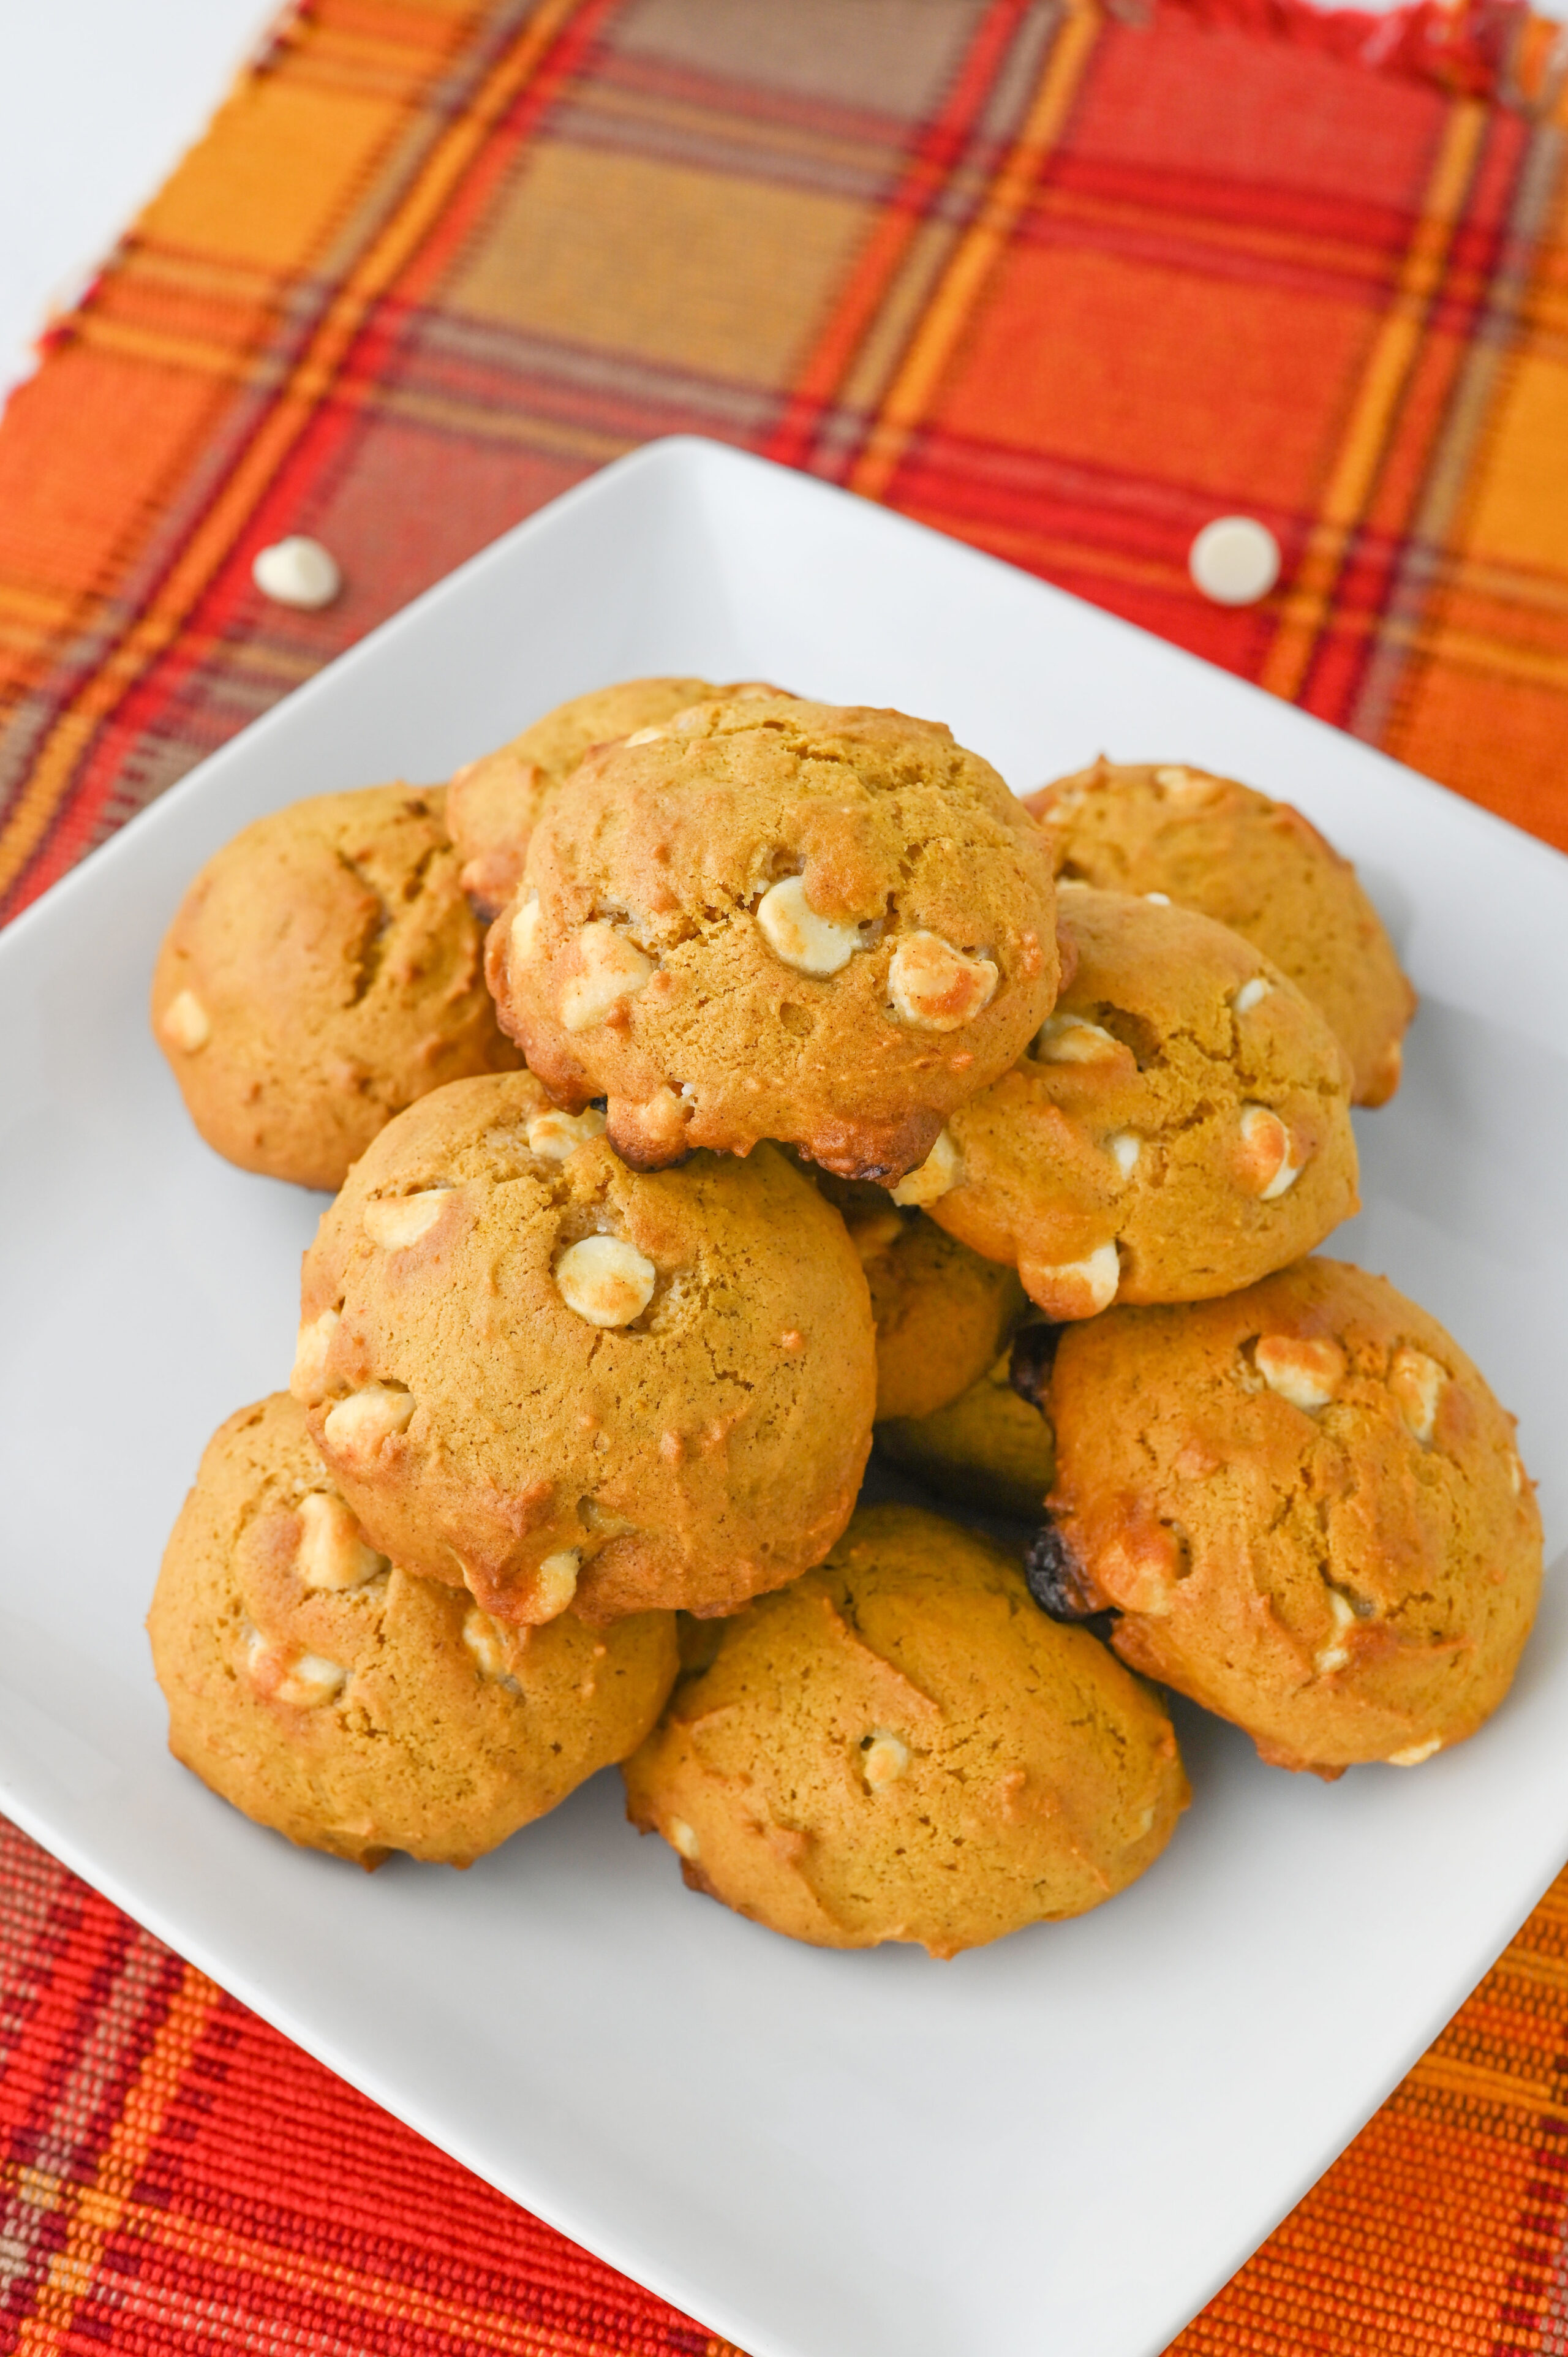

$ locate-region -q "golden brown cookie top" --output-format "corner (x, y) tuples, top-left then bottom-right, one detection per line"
(876, 1343), (1056, 1518)
(293, 1071), (876, 1625)
(927, 886), (1359, 1318)
(148, 1392), (676, 1866)
(488, 698), (1060, 1179)
(447, 677), (786, 915)
(1027, 759), (1414, 1106)
(622, 1501), (1188, 1956)
(1042, 1260), (1542, 1774)
(151, 783), (518, 1191)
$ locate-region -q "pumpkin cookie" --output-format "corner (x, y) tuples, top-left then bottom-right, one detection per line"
(623, 1503), (1188, 1956)
(877, 1334), (1055, 1515)
(923, 886), (1358, 1320)
(841, 1199), (1025, 1422)
(151, 784), (518, 1191)
(487, 698), (1059, 1179)
(149, 1393), (677, 1866)
(1035, 1259), (1542, 1776)
(293, 1071), (876, 1625)
(448, 676), (788, 915)
(1027, 758), (1414, 1105)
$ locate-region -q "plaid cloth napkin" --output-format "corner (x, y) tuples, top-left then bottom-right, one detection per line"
(3, 2), (1568, 2348)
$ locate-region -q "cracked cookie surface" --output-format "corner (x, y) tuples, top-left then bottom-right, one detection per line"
(1028, 758), (1415, 1106)
(622, 1501), (1188, 1956)
(927, 886), (1359, 1318)
(1042, 1259), (1543, 1775)
(151, 783), (518, 1190)
(293, 1071), (876, 1624)
(832, 1196), (1025, 1422)
(486, 698), (1059, 1179)
(447, 675), (786, 916)
(148, 1392), (677, 1866)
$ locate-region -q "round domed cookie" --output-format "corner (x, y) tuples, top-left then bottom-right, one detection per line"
(487, 698), (1060, 1180)
(623, 1503), (1188, 1956)
(1035, 1259), (1543, 1777)
(149, 1393), (677, 1866)
(293, 1070), (876, 1625)
(877, 1334), (1055, 1516)
(842, 1199), (1025, 1421)
(921, 886), (1358, 1321)
(448, 676), (788, 916)
(151, 783), (518, 1191)
(1027, 758), (1414, 1106)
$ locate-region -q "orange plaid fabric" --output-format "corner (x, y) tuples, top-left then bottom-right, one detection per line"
(2, 1), (1567, 2349)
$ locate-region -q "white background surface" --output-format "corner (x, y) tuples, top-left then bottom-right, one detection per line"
(4, 0), (1564, 397)
(0, 437), (1566, 2357)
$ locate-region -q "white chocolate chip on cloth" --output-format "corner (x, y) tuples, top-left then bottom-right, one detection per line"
(486, 698), (1060, 1182)
(925, 886), (1359, 1319)
(148, 1392), (677, 1867)
(150, 783), (519, 1192)
(446, 676), (793, 917)
(294, 1069), (876, 1625)
(622, 1502), (1188, 1957)
(1027, 756), (1415, 1107)
(1033, 1259), (1543, 1778)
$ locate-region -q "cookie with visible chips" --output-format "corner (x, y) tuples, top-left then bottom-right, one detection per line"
(1037, 1259), (1542, 1776)
(486, 698), (1059, 1180)
(1027, 758), (1414, 1106)
(293, 1071), (876, 1626)
(151, 783), (518, 1191)
(921, 886), (1359, 1321)
(623, 1502), (1188, 1956)
(149, 1392), (677, 1866)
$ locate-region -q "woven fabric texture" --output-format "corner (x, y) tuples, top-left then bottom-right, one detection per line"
(2, 0), (1568, 2348)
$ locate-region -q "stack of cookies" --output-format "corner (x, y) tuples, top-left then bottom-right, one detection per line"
(147, 682), (1542, 1956)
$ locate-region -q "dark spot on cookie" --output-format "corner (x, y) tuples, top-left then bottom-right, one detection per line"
(1010, 1322), (1061, 1411)
(1023, 1520), (1102, 1623)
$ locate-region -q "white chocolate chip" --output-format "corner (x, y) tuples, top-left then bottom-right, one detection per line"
(510, 894), (541, 963)
(1107, 1131), (1142, 1177)
(1144, 891), (1171, 906)
(1387, 1737), (1442, 1767)
(526, 1104), (608, 1161)
(362, 1189), (452, 1249)
(1020, 1240), (1120, 1319)
(888, 932), (998, 1031)
(1188, 516), (1281, 607)
(1233, 977), (1272, 1014)
(862, 1730), (910, 1789)
(624, 725), (665, 746)
(290, 1308), (340, 1401)
(1509, 1450), (1525, 1497)
(1153, 764), (1224, 802)
(668, 1817), (701, 1861)
(322, 1385), (416, 1463)
(1255, 1333), (1346, 1412)
(160, 989), (211, 1052)
(252, 535), (342, 611)
(247, 1630), (347, 1708)
(1034, 1013), (1124, 1064)
(1314, 1589), (1357, 1676)
(463, 1605), (519, 1684)
(555, 1234), (657, 1327)
(889, 1128), (963, 1207)
(755, 874), (862, 977)
(533, 1549), (581, 1620)
(560, 921), (655, 1031)
(296, 1492), (386, 1591)
(1237, 1104), (1302, 1199)
(1390, 1346), (1447, 1445)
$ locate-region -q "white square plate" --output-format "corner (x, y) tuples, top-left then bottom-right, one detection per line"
(2, 437), (1565, 2357)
